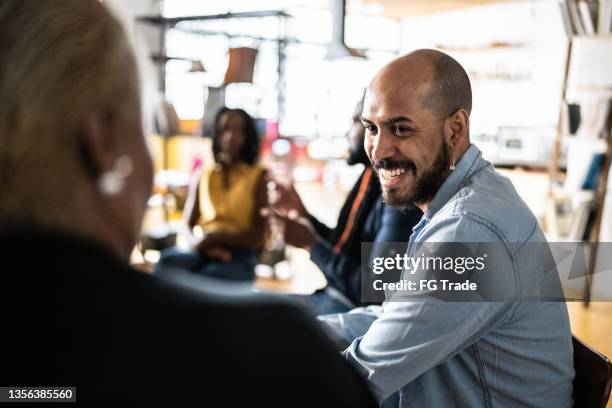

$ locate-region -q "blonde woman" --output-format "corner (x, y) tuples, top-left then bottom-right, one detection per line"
(0, 1), (375, 406)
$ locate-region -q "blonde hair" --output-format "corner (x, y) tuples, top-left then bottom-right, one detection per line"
(0, 0), (140, 218)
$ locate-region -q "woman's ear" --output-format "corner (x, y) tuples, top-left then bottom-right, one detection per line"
(81, 107), (116, 177)
(443, 108), (470, 150)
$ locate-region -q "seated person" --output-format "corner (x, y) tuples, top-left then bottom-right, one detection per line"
(318, 50), (574, 407)
(269, 97), (421, 315)
(157, 107), (267, 282)
(0, 1), (376, 406)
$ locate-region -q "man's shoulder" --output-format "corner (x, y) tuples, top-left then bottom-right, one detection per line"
(434, 165), (539, 244)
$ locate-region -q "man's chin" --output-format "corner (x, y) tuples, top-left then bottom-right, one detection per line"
(381, 188), (415, 210)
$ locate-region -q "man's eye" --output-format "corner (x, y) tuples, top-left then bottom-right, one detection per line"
(363, 124), (377, 134)
(392, 126), (412, 136)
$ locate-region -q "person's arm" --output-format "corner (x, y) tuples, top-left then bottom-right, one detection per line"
(343, 298), (514, 401)
(196, 169), (268, 251)
(272, 202), (418, 302)
(309, 204), (420, 304)
(317, 305), (383, 349)
(321, 217), (517, 401)
(267, 180), (334, 240)
(181, 170), (202, 247)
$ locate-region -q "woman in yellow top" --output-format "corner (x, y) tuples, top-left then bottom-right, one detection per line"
(157, 107), (267, 281)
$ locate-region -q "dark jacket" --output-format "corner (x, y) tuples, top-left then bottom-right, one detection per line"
(0, 224), (376, 407)
(309, 169), (422, 305)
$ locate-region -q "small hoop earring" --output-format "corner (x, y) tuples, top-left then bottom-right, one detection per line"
(98, 156), (133, 196)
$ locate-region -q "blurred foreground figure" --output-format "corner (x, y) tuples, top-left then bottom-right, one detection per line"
(0, 1), (375, 406)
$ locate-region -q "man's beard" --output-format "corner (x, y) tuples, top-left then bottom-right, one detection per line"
(373, 137), (452, 210)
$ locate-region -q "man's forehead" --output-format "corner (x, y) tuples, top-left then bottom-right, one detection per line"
(362, 84), (428, 121)
(361, 56), (434, 120)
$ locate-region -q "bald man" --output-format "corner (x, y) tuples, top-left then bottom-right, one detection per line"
(319, 50), (574, 407)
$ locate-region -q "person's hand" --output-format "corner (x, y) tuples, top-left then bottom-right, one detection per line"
(205, 246), (233, 262)
(267, 179), (308, 219)
(284, 213), (319, 250)
(261, 207), (320, 250)
(194, 233), (220, 254)
(195, 234), (233, 261)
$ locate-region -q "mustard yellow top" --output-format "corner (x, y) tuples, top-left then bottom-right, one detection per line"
(198, 162), (265, 235)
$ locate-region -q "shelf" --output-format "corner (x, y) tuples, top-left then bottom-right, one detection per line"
(137, 10), (291, 26)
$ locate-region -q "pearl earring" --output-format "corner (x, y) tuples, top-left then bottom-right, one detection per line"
(98, 156), (133, 196)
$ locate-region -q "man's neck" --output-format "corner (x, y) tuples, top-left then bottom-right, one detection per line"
(417, 143), (471, 216)
(417, 202), (429, 214)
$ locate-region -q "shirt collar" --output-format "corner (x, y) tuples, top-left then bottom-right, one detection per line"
(425, 144), (482, 219)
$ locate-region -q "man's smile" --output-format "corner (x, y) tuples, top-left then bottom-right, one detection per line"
(378, 167), (414, 189)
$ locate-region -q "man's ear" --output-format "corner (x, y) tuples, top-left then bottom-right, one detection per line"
(80, 107), (117, 177)
(443, 108), (469, 150)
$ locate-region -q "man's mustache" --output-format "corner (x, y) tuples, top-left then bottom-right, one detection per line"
(372, 158), (417, 174)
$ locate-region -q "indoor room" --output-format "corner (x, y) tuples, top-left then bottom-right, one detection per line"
(1, 0), (611, 406)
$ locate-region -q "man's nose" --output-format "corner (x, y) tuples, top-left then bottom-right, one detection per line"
(369, 131), (397, 162)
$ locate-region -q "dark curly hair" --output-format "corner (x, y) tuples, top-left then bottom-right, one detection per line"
(211, 107), (259, 166)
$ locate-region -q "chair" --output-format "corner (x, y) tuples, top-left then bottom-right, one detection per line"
(572, 335), (612, 408)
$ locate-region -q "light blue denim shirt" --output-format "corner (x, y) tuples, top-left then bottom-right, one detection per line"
(319, 144), (574, 407)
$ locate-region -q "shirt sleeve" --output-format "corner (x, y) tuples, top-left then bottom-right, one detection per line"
(338, 215), (519, 401)
(317, 305), (383, 348)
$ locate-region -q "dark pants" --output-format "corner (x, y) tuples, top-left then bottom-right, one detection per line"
(155, 247), (257, 282)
